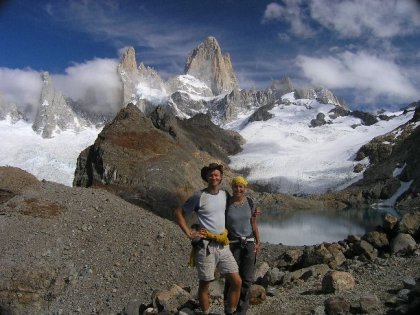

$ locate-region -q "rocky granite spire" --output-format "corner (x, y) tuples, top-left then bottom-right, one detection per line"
(119, 47), (137, 72)
(184, 36), (238, 95)
(117, 47), (139, 106)
(117, 47), (166, 108)
(32, 72), (85, 138)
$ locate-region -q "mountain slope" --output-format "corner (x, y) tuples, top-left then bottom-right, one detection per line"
(226, 93), (414, 195)
(73, 104), (243, 218)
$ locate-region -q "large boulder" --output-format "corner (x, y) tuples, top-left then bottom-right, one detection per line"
(398, 212), (420, 240)
(322, 271), (356, 293)
(390, 233), (416, 254)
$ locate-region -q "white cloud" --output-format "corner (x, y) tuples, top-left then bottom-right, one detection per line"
(262, 1), (315, 37)
(296, 51), (419, 104)
(53, 58), (122, 114)
(0, 68), (42, 116)
(44, 0), (203, 68)
(0, 58), (123, 119)
(263, 0), (420, 39)
(309, 0), (420, 38)
(262, 3), (284, 22)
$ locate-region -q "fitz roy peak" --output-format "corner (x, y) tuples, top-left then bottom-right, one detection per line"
(117, 36), (346, 124)
(32, 72), (87, 138)
(184, 36), (239, 95)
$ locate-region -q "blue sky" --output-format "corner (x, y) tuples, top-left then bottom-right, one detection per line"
(0, 0), (419, 113)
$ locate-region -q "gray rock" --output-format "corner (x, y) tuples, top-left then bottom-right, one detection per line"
(353, 163), (364, 173)
(249, 284), (266, 305)
(397, 288), (411, 303)
(322, 271), (356, 293)
(262, 267), (284, 286)
(398, 212), (420, 239)
(283, 264), (330, 284)
(390, 233), (416, 254)
(310, 112), (327, 127)
(324, 296), (350, 315)
(153, 284), (191, 313)
(402, 277), (416, 289)
(311, 305), (326, 315)
(383, 214), (398, 232)
(277, 248), (303, 269)
(255, 262), (270, 284)
(353, 240), (378, 261)
(358, 293), (380, 314)
(362, 231), (389, 250)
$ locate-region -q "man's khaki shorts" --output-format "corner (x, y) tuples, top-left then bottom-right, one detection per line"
(195, 240), (239, 281)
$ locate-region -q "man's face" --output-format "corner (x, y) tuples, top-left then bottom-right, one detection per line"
(207, 169), (222, 187)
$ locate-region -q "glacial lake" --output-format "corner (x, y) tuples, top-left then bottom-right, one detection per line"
(259, 207), (399, 246)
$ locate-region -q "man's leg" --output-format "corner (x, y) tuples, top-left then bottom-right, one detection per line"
(198, 280), (211, 313)
(225, 272), (242, 314)
(223, 244), (241, 304)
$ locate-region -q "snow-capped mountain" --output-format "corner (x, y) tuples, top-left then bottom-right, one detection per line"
(0, 94), (26, 123)
(225, 92), (414, 195)
(32, 72), (89, 138)
(0, 36), (417, 199)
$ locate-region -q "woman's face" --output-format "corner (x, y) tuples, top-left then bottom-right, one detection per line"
(232, 183), (246, 198)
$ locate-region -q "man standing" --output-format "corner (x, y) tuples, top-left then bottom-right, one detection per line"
(175, 163), (242, 315)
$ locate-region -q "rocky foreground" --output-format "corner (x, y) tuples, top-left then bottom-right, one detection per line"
(1, 166), (419, 315)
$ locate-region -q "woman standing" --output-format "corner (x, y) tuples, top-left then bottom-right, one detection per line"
(224, 176), (261, 315)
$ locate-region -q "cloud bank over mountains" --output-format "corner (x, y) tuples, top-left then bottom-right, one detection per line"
(0, 0), (418, 113)
(263, 0), (419, 107)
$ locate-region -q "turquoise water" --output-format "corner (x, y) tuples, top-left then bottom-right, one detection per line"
(259, 207), (399, 246)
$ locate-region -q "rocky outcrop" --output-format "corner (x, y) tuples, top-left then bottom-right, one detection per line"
(167, 91), (208, 118)
(184, 36), (238, 95)
(32, 72), (86, 138)
(351, 110), (378, 126)
(248, 102), (275, 123)
(313, 105), (420, 211)
(209, 88), (274, 124)
(350, 111), (420, 211)
(73, 104), (243, 219)
(295, 86), (346, 108)
(118, 47), (167, 109)
(310, 112), (328, 127)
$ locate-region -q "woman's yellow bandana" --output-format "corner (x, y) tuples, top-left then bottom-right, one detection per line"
(231, 176), (248, 187)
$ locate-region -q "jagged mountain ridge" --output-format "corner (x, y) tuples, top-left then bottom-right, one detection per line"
(117, 36), (347, 124)
(0, 35), (418, 202)
(1, 36), (348, 135)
